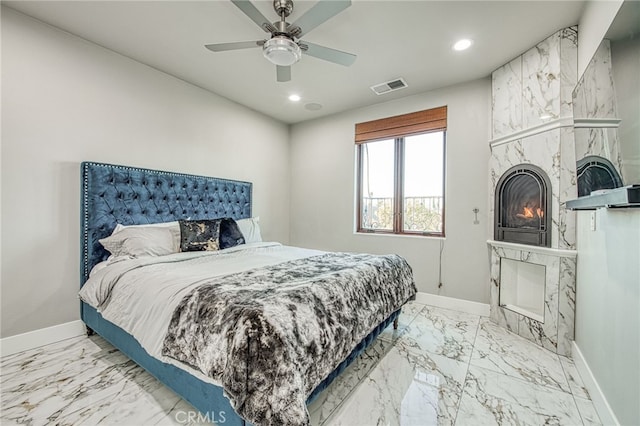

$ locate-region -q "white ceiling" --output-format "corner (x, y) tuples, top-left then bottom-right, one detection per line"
(5, 0), (586, 124)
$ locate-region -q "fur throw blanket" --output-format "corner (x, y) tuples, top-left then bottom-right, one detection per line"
(162, 252), (416, 425)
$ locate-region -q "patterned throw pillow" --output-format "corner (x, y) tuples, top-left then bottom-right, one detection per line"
(179, 219), (221, 252)
(219, 218), (246, 250)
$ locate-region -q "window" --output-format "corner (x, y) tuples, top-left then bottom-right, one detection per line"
(355, 106), (446, 236)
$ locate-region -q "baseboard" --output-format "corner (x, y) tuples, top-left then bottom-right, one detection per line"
(1, 320), (86, 357)
(571, 341), (620, 426)
(415, 292), (490, 317)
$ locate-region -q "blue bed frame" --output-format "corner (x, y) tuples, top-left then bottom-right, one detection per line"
(80, 161), (399, 425)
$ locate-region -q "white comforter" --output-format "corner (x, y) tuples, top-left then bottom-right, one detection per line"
(79, 242), (323, 383)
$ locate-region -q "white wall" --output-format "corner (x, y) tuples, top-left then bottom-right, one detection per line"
(575, 210), (640, 425)
(289, 79), (491, 303)
(577, 0), (623, 79)
(0, 8), (289, 338)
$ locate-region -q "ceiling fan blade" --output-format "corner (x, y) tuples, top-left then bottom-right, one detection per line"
(292, 0), (351, 38)
(301, 41), (356, 66)
(276, 66), (291, 82)
(230, 0), (274, 33)
(205, 41), (264, 52)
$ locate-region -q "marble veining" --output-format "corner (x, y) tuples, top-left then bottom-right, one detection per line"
(326, 342), (468, 426)
(574, 127), (624, 181)
(1, 336), (199, 426)
(558, 127), (577, 250)
(492, 56), (523, 139)
(560, 27), (579, 120)
(1, 301), (600, 426)
(522, 31), (561, 128)
(559, 356), (591, 400)
(574, 396), (604, 426)
(557, 256), (577, 356)
(519, 251), (560, 352)
(488, 242), (576, 357)
(470, 319), (570, 393)
(489, 26), (579, 358)
(571, 36), (625, 182)
(574, 39), (617, 120)
(307, 338), (391, 425)
(394, 305), (480, 363)
(377, 300), (424, 343)
(457, 365), (581, 426)
(489, 130), (563, 248)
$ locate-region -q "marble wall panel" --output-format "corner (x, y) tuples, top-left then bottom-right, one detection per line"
(519, 315), (557, 353)
(574, 127), (624, 181)
(559, 127), (577, 249)
(574, 39), (617, 119)
(519, 251), (559, 352)
(560, 27), (579, 119)
(523, 32), (561, 127)
(492, 57), (523, 139)
(489, 246), (521, 333)
(557, 257), (577, 356)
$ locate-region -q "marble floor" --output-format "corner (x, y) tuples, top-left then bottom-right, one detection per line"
(1, 301), (601, 425)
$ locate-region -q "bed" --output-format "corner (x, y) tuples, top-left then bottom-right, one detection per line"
(79, 161), (416, 425)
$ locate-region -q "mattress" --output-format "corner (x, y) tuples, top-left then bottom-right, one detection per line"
(79, 242), (321, 385)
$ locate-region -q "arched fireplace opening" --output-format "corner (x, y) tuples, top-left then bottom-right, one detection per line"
(495, 164), (551, 247)
(576, 155), (623, 197)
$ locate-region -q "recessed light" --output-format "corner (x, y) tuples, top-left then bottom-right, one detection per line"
(453, 39), (473, 51)
(288, 94), (301, 102)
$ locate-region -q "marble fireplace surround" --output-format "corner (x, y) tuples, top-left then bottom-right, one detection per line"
(488, 27), (579, 357)
(488, 240), (576, 357)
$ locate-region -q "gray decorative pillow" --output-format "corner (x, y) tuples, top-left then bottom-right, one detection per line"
(179, 219), (221, 252)
(219, 218), (246, 249)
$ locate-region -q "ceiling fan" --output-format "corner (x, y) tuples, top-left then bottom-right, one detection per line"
(205, 0), (356, 82)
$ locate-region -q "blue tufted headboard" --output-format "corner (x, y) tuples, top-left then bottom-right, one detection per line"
(80, 162), (252, 285)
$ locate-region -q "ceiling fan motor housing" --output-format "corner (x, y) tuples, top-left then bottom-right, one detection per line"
(273, 0), (294, 18)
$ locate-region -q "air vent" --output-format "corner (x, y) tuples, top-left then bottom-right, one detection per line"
(370, 78), (408, 95)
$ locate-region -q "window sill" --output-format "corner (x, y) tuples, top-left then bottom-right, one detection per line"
(354, 231), (445, 241)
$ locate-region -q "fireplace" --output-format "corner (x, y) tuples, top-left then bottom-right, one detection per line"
(576, 155), (623, 197)
(495, 164), (551, 247)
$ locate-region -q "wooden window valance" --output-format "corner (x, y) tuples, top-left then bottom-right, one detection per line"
(354, 106), (447, 144)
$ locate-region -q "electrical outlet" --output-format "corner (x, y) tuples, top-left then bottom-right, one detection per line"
(590, 211), (596, 231)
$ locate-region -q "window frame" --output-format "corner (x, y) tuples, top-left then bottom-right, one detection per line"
(355, 129), (446, 238)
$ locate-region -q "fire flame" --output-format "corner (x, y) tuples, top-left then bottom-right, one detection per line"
(516, 206), (544, 219)
(521, 207), (534, 218)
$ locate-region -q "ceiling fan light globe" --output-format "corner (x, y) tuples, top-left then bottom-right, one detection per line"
(263, 37), (301, 66)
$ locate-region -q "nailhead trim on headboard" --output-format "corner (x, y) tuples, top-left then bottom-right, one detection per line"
(80, 162), (252, 285)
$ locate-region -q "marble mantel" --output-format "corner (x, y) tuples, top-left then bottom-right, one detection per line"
(487, 240), (577, 258)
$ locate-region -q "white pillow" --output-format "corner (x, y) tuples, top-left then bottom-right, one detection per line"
(100, 221), (180, 257)
(113, 221), (181, 251)
(236, 216), (263, 243)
